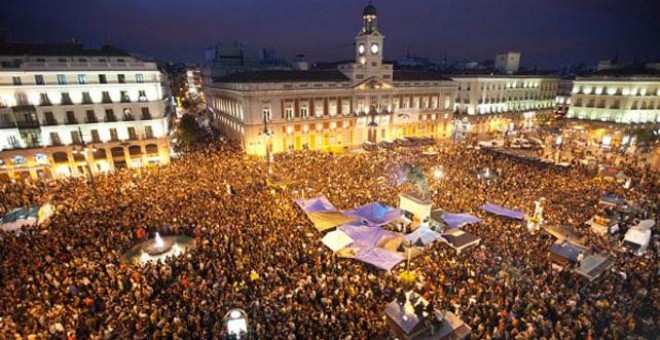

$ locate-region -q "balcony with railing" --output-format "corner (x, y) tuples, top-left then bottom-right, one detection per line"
(105, 114), (118, 122)
(65, 117), (78, 125)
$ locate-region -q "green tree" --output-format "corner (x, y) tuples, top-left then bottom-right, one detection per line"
(178, 114), (202, 144)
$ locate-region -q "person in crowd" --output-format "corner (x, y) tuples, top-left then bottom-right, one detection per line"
(0, 139), (658, 339)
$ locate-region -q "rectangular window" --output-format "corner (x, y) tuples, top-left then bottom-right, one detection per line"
(71, 130), (82, 145)
(91, 129), (100, 143)
(12, 76), (21, 85)
(138, 90), (147, 102)
(44, 112), (57, 125)
(109, 128), (119, 141)
(118, 74), (126, 83)
(61, 92), (73, 105)
(78, 74), (87, 84)
(341, 99), (350, 115)
(285, 103), (293, 120)
(328, 100), (338, 116)
(39, 93), (51, 106)
(145, 126), (154, 139)
(136, 74), (144, 83)
(300, 103), (309, 118)
(263, 105), (272, 122)
(105, 109), (116, 122)
(86, 110), (97, 123)
(50, 132), (61, 146)
(35, 75), (45, 85)
(66, 111), (77, 124)
(141, 107), (151, 119)
(98, 74), (107, 84)
(120, 91), (130, 103)
(101, 91), (112, 103)
(81, 92), (93, 104)
(127, 127), (137, 140)
(57, 74), (67, 85)
(314, 100), (324, 117)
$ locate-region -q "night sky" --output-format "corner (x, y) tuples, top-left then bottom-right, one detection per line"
(3, 0), (659, 69)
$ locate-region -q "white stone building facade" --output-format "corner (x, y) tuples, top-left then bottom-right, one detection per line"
(0, 43), (171, 181)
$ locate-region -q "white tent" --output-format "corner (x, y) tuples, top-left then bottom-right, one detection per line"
(321, 230), (354, 253)
(623, 228), (651, 256)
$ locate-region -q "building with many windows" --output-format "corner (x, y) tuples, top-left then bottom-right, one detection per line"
(451, 75), (559, 138)
(205, 4), (456, 155)
(563, 66), (660, 150)
(0, 42), (171, 181)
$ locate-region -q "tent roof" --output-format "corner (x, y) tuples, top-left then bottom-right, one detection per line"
(355, 247), (404, 271)
(633, 219), (655, 231)
(295, 196), (337, 213)
(339, 224), (397, 248)
(404, 226), (441, 245)
(306, 212), (357, 232)
(441, 213), (482, 228)
(321, 230), (354, 253)
(624, 228), (650, 245)
(480, 204), (525, 220)
(343, 202), (403, 226)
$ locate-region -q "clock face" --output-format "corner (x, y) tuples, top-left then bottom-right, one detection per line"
(358, 44), (366, 55)
(371, 43), (379, 54)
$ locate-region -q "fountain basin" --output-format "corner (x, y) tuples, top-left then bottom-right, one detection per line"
(121, 235), (195, 265)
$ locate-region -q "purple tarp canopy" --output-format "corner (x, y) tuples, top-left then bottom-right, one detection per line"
(442, 213), (483, 228)
(343, 202), (403, 227)
(480, 204), (525, 220)
(403, 226), (441, 245)
(339, 223), (397, 248)
(355, 247), (404, 271)
(295, 196), (337, 213)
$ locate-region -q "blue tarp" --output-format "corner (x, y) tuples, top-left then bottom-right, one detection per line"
(339, 223), (396, 248)
(294, 196), (337, 213)
(355, 247), (404, 271)
(480, 204), (525, 220)
(1, 204), (40, 224)
(403, 226), (441, 245)
(600, 193), (625, 205)
(343, 202), (403, 227)
(549, 243), (583, 263)
(442, 213), (483, 228)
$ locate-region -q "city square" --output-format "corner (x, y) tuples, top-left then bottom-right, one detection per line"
(1, 1), (659, 339)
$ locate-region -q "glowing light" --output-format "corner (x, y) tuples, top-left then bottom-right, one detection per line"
(153, 233), (165, 249)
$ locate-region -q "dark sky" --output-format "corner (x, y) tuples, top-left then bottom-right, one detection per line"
(3, 0), (659, 69)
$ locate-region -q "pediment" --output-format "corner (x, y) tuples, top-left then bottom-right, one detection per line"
(354, 76), (393, 90)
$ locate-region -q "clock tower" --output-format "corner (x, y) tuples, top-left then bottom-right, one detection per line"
(338, 3), (393, 86)
(355, 3), (384, 69)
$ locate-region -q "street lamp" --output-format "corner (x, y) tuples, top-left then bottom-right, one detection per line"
(260, 113), (274, 174)
(72, 127), (98, 197)
(433, 166), (444, 180)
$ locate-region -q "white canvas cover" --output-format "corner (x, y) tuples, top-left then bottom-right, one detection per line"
(321, 230), (354, 253)
(624, 228), (650, 249)
(634, 219), (655, 231)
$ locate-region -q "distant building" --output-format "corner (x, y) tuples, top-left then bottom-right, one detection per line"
(291, 54), (310, 71)
(204, 4), (456, 155)
(566, 65), (660, 138)
(451, 75), (559, 137)
(203, 43), (290, 82)
(0, 41), (171, 181)
(186, 68), (203, 95)
(555, 78), (574, 116)
(495, 52), (521, 74)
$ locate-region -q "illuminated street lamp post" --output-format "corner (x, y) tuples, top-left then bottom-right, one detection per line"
(72, 127), (98, 197)
(260, 112), (274, 175)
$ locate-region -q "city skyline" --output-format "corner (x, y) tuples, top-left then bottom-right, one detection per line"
(3, 0), (659, 68)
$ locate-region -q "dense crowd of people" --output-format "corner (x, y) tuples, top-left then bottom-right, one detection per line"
(0, 140), (658, 339)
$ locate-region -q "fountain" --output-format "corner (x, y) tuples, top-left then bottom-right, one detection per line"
(142, 232), (174, 256)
